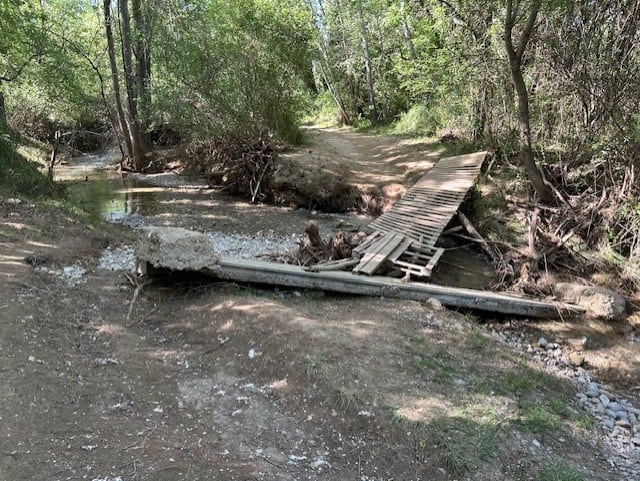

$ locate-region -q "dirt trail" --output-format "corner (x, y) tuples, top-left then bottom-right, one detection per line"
(1, 130), (639, 480)
(297, 128), (442, 187)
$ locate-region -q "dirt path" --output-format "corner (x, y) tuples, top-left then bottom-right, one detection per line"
(294, 127), (442, 187)
(1, 130), (639, 480)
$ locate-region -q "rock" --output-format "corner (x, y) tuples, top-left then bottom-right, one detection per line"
(566, 336), (588, 349)
(614, 411), (629, 422)
(425, 297), (445, 311)
(615, 419), (631, 429)
(602, 419), (615, 430)
(538, 337), (548, 349)
(586, 382), (600, 397)
(569, 352), (585, 367)
(599, 394), (610, 407)
(553, 282), (626, 321)
(608, 402), (624, 412)
(135, 226), (219, 273)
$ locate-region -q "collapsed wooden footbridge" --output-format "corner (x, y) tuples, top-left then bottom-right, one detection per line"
(352, 151), (488, 279)
(137, 151), (584, 318)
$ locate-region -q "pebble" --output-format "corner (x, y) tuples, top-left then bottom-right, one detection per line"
(569, 352), (585, 367)
(491, 326), (640, 475)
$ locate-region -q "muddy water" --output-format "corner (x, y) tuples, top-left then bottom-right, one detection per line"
(57, 152), (493, 288)
(56, 151), (369, 239)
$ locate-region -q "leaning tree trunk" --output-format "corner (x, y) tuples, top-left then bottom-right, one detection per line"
(400, 0), (417, 62)
(104, 0), (133, 162)
(504, 0), (554, 204)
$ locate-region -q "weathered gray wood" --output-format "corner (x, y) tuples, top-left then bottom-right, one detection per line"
(365, 150), (489, 277)
(354, 232), (406, 275)
(304, 258), (360, 272)
(196, 256), (583, 318)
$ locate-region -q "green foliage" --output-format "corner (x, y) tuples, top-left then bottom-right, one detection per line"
(391, 104), (441, 136)
(517, 403), (562, 434)
(0, 133), (56, 197)
(154, 0), (313, 144)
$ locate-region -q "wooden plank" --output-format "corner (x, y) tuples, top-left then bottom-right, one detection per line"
(424, 247), (445, 276)
(352, 230), (384, 256)
(388, 237), (415, 262)
(354, 232), (406, 275)
(188, 256), (583, 318)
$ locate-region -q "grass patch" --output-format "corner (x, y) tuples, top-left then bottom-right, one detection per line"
(518, 403), (562, 434)
(466, 328), (491, 352)
(415, 348), (457, 384)
(419, 417), (501, 476)
(333, 388), (362, 414)
(305, 352), (333, 379)
(501, 369), (535, 394)
(538, 460), (585, 481)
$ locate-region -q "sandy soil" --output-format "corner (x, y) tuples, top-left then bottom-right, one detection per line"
(1, 128), (639, 480)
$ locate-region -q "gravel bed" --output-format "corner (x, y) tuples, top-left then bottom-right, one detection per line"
(491, 326), (640, 479)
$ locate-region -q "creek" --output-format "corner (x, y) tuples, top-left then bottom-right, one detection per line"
(56, 152), (494, 289)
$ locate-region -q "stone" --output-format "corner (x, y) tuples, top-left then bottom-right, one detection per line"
(602, 419), (615, 430)
(615, 419), (631, 429)
(599, 394), (610, 407)
(614, 411), (629, 422)
(553, 282), (626, 321)
(608, 402), (624, 412)
(538, 337), (548, 349)
(569, 352), (585, 367)
(586, 382), (600, 397)
(135, 226), (219, 273)
(426, 297), (445, 311)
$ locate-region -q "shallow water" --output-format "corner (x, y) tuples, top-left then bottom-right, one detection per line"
(431, 247), (495, 290)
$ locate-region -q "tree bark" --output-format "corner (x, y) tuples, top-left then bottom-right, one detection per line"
(356, 1), (378, 124)
(118, 0), (146, 171)
(400, 1), (417, 61)
(504, 0), (554, 204)
(0, 89), (6, 132)
(104, 0), (133, 162)
(131, 0), (152, 151)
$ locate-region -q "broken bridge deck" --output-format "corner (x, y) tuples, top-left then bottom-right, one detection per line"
(353, 151), (489, 278)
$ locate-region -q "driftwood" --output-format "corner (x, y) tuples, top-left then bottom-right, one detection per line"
(457, 211), (497, 260)
(193, 135), (277, 203)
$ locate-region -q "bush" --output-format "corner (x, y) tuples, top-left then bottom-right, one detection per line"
(0, 133), (57, 198)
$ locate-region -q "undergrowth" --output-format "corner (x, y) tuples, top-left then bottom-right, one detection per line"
(0, 132), (58, 198)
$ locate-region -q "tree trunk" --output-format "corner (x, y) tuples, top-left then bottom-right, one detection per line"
(131, 0), (152, 151)
(0, 89), (6, 132)
(118, 0), (146, 171)
(400, 1), (417, 61)
(504, 0), (554, 204)
(104, 0), (133, 162)
(357, 1), (378, 124)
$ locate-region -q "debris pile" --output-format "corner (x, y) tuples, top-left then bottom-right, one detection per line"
(295, 221), (365, 267)
(188, 135), (277, 203)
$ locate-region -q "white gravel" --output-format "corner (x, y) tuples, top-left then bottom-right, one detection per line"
(97, 231), (299, 272)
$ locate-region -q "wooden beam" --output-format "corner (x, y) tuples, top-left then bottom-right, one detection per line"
(182, 256), (585, 318)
